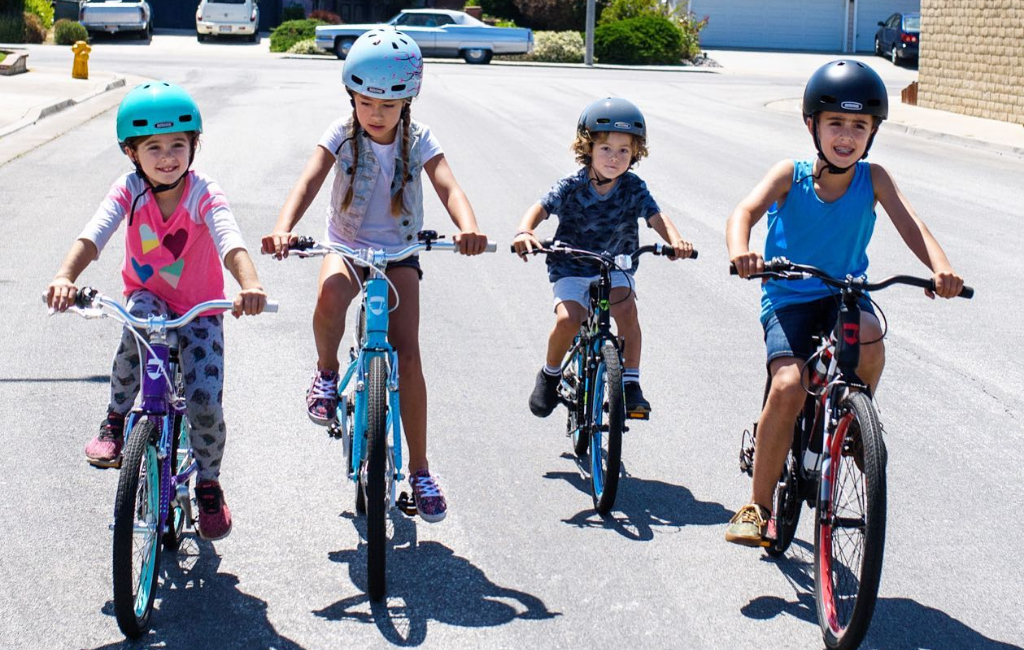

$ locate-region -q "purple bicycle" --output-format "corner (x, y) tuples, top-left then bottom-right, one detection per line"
(46, 288), (276, 638)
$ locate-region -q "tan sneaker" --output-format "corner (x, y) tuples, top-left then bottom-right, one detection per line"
(725, 503), (770, 547)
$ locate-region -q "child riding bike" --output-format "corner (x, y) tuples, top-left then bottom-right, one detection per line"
(512, 97), (694, 419)
(261, 30), (488, 523)
(724, 60), (965, 546)
(45, 81), (269, 540)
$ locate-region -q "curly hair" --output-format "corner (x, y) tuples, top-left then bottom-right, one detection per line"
(571, 129), (648, 167)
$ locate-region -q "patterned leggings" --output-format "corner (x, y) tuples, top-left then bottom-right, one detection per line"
(108, 290), (228, 481)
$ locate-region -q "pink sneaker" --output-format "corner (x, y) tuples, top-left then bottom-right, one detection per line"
(410, 469), (447, 523)
(196, 480), (232, 541)
(84, 411), (125, 466)
(306, 369), (339, 425)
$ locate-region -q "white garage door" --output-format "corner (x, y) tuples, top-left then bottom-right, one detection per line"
(854, 0), (920, 52)
(689, 0), (846, 51)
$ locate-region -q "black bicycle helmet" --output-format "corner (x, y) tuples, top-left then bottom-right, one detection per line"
(578, 97), (646, 140)
(802, 60), (888, 173)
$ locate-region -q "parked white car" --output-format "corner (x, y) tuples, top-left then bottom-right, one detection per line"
(79, 0), (152, 40)
(196, 0), (260, 42)
(314, 9), (533, 64)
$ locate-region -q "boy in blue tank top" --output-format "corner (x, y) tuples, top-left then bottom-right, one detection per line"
(723, 60), (965, 546)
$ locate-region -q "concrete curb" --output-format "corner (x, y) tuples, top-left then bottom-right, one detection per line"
(0, 75), (127, 139)
(881, 122), (1024, 159)
(278, 52), (721, 73)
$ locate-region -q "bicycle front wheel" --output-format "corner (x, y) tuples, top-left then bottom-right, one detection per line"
(112, 420), (162, 638)
(815, 391), (887, 650)
(589, 341), (624, 515)
(363, 355), (389, 601)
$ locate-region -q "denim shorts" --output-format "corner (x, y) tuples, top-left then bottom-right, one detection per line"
(354, 255), (422, 281)
(552, 272), (634, 311)
(762, 295), (875, 364)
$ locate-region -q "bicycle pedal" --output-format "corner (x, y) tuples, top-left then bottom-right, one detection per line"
(87, 456), (122, 470)
(326, 421), (344, 440)
(396, 491), (418, 517)
(626, 410), (650, 420)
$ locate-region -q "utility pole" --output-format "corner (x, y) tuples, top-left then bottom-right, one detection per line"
(585, 0), (595, 66)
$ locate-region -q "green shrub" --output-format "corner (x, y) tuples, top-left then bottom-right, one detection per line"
(54, 17), (87, 44)
(0, 51), (6, 63)
(526, 30), (584, 62)
(22, 10), (44, 43)
(269, 18), (324, 53)
(599, 0), (706, 58)
(594, 15), (683, 65)
(24, 0), (51, 29)
(0, 13), (24, 43)
(286, 37), (326, 55)
(280, 3), (304, 22)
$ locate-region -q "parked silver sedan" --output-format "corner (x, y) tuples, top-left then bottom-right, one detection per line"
(314, 9), (533, 64)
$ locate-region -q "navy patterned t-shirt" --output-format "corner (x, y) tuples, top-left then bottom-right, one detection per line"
(539, 168), (661, 282)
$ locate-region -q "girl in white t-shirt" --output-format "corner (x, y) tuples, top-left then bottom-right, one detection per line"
(263, 30), (487, 522)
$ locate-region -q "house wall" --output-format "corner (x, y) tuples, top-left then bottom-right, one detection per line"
(918, 0), (1024, 123)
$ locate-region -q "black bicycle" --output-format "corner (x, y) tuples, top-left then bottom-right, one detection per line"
(517, 240), (696, 513)
(734, 257), (972, 650)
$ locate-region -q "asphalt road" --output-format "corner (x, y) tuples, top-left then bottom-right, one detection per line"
(1, 36), (1021, 650)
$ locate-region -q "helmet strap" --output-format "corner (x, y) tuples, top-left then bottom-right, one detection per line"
(811, 116), (857, 175)
(588, 165), (614, 187)
(125, 138), (195, 226)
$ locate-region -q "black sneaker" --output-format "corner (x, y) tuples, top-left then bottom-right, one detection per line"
(529, 370), (561, 418)
(624, 382), (651, 415)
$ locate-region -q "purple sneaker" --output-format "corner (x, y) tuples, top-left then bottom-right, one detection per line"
(306, 369), (339, 425)
(410, 469), (447, 523)
(85, 411), (125, 466)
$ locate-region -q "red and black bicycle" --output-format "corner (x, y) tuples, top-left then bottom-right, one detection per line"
(735, 258), (972, 650)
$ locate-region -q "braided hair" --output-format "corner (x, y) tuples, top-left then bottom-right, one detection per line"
(339, 97), (413, 217)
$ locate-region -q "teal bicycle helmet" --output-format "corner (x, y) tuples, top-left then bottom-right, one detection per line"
(116, 82), (203, 146)
(343, 30), (423, 100)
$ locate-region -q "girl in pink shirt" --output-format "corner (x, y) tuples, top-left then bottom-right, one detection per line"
(46, 82), (267, 541)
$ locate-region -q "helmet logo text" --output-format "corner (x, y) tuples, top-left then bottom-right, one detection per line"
(367, 86), (385, 95)
(154, 121), (174, 129)
(841, 101), (863, 111)
(613, 121), (632, 130)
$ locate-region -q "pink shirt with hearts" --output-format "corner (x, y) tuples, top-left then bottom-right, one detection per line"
(79, 171), (248, 315)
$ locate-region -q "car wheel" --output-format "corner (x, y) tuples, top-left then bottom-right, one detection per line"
(874, 37), (882, 56)
(335, 37), (354, 60)
(891, 45), (899, 65)
(197, 31), (205, 42)
(462, 48), (492, 64)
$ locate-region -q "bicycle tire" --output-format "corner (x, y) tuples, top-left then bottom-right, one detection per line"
(589, 342), (624, 514)
(766, 452), (802, 557)
(815, 391), (887, 650)
(364, 354), (389, 601)
(112, 420), (162, 638)
(163, 412), (190, 551)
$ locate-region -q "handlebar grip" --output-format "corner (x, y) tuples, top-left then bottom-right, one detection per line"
(292, 237), (316, 251)
(729, 264), (738, 275)
(263, 300), (279, 313)
(958, 285), (974, 299)
(484, 241), (497, 253)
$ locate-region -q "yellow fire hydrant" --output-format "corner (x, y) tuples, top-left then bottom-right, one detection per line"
(71, 41), (90, 80)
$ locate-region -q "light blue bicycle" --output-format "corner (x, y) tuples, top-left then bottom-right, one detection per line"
(289, 231), (494, 601)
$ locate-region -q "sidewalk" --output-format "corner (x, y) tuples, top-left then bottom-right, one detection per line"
(2, 46), (1023, 164)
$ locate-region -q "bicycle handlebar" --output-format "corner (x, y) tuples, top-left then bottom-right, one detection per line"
(287, 236), (497, 264)
(44, 288), (279, 330)
(729, 257), (974, 299)
(510, 239), (699, 262)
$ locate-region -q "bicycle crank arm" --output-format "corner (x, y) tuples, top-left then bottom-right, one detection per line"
(396, 491), (418, 517)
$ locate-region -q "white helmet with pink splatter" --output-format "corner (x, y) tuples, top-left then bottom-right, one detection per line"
(342, 29), (423, 100)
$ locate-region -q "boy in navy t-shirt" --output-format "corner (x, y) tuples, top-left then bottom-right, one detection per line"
(513, 98), (694, 418)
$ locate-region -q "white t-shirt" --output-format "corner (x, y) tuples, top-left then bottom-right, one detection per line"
(318, 117), (443, 252)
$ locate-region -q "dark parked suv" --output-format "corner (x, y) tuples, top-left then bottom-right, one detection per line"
(875, 12), (920, 65)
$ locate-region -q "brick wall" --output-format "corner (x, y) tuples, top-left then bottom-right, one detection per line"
(918, 0), (1024, 124)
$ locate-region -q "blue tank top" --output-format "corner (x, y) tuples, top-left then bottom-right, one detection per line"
(761, 159), (876, 322)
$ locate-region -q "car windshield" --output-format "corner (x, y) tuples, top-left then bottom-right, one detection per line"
(904, 14), (920, 31)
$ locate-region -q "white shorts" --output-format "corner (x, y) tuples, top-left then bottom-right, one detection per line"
(552, 272), (635, 312)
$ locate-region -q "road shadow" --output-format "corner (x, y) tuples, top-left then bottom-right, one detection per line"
(0, 374), (108, 383)
(315, 512), (559, 646)
(545, 453), (732, 541)
(90, 536), (306, 650)
(741, 538), (1022, 649)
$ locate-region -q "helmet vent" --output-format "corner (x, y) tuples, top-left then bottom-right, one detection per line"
(351, 74), (364, 85)
(132, 119), (148, 127)
(391, 84), (407, 92)
(392, 42), (399, 49)
(821, 94), (838, 105)
(595, 118), (610, 125)
(179, 115), (193, 123)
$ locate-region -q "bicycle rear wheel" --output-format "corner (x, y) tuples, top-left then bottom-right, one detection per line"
(363, 354), (389, 601)
(566, 345), (588, 457)
(815, 391), (887, 650)
(112, 420), (162, 638)
(589, 341), (624, 514)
